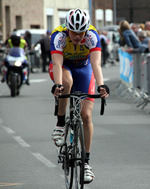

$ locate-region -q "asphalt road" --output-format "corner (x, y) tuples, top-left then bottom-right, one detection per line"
(0, 64), (150, 189)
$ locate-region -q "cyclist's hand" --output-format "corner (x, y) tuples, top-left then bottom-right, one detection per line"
(51, 84), (64, 97)
(97, 85), (110, 98)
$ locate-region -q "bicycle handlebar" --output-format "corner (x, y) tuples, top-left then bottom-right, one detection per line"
(54, 92), (106, 116)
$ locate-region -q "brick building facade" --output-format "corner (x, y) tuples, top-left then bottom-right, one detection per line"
(116, 0), (150, 23)
(92, 0), (150, 25)
(0, 0), (44, 40)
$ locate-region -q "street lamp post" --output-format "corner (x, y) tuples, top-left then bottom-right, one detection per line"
(113, 0), (117, 25)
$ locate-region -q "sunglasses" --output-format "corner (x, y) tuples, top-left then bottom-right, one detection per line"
(69, 30), (85, 36)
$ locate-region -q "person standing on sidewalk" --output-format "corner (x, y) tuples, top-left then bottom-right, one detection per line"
(34, 30), (51, 72)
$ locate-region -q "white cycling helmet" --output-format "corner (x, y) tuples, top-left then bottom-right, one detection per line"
(65, 8), (90, 33)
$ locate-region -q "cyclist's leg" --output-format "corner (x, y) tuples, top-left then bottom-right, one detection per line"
(71, 62), (95, 153)
(81, 100), (95, 183)
(49, 62), (73, 146)
(81, 100), (94, 153)
(72, 62), (95, 183)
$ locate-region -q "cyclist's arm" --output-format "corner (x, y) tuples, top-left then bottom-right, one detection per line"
(90, 50), (104, 86)
(90, 50), (109, 98)
(52, 53), (63, 85)
(51, 53), (64, 97)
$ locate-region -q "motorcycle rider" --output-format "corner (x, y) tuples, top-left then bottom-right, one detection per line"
(1, 34), (30, 85)
(8, 34), (27, 49)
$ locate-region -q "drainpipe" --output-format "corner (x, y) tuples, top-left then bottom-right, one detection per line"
(89, 0), (92, 24)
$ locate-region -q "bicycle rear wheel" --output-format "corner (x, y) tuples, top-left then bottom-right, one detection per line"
(63, 122), (74, 189)
(73, 120), (85, 189)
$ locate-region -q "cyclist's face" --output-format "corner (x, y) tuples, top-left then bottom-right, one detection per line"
(68, 30), (85, 45)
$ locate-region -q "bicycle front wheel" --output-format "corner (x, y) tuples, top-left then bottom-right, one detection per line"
(73, 120), (85, 189)
(63, 122), (74, 189)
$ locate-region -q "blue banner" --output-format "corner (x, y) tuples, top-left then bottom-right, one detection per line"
(118, 48), (133, 83)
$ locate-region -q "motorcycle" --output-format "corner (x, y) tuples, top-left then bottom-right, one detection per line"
(2, 47), (29, 97)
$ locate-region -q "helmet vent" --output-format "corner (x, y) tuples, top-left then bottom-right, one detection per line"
(75, 9), (81, 13)
(80, 25), (86, 31)
(71, 16), (74, 25)
(76, 13), (80, 21)
(76, 23), (79, 30)
(69, 23), (74, 30)
(81, 17), (85, 25)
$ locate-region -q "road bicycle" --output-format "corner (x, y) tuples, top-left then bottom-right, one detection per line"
(54, 91), (106, 189)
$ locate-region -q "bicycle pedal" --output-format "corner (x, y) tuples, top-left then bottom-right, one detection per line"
(58, 153), (64, 164)
(58, 158), (63, 164)
(58, 156), (63, 163)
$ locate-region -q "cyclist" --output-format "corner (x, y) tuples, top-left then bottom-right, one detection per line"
(49, 8), (109, 184)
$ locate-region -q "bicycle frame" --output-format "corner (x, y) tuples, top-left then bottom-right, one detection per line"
(54, 91), (106, 189)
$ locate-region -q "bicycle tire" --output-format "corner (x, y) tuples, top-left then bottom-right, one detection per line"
(63, 121), (74, 189)
(10, 74), (17, 97)
(73, 119), (85, 189)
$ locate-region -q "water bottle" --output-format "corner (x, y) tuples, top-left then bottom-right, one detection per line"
(70, 128), (74, 143)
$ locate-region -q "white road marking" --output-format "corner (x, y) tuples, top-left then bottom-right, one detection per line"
(32, 152), (56, 168)
(104, 78), (110, 82)
(1, 120), (57, 169)
(13, 136), (30, 147)
(30, 79), (47, 83)
(3, 126), (15, 134)
(98, 128), (115, 135)
(60, 174), (65, 179)
(0, 118), (3, 125)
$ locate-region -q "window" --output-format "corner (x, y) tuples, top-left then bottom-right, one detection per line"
(105, 9), (113, 25)
(16, 16), (22, 29)
(95, 9), (104, 29)
(47, 15), (53, 31)
(60, 18), (65, 25)
(30, 25), (40, 29)
(58, 11), (68, 25)
(46, 8), (53, 31)
(96, 20), (103, 29)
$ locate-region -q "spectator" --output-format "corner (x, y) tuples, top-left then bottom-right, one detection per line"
(145, 21), (150, 30)
(99, 30), (109, 67)
(144, 21), (150, 37)
(137, 30), (150, 52)
(4, 33), (11, 46)
(119, 20), (140, 48)
(34, 30), (51, 72)
(126, 30), (150, 54)
(24, 31), (31, 50)
(139, 23), (145, 30)
(131, 23), (142, 35)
